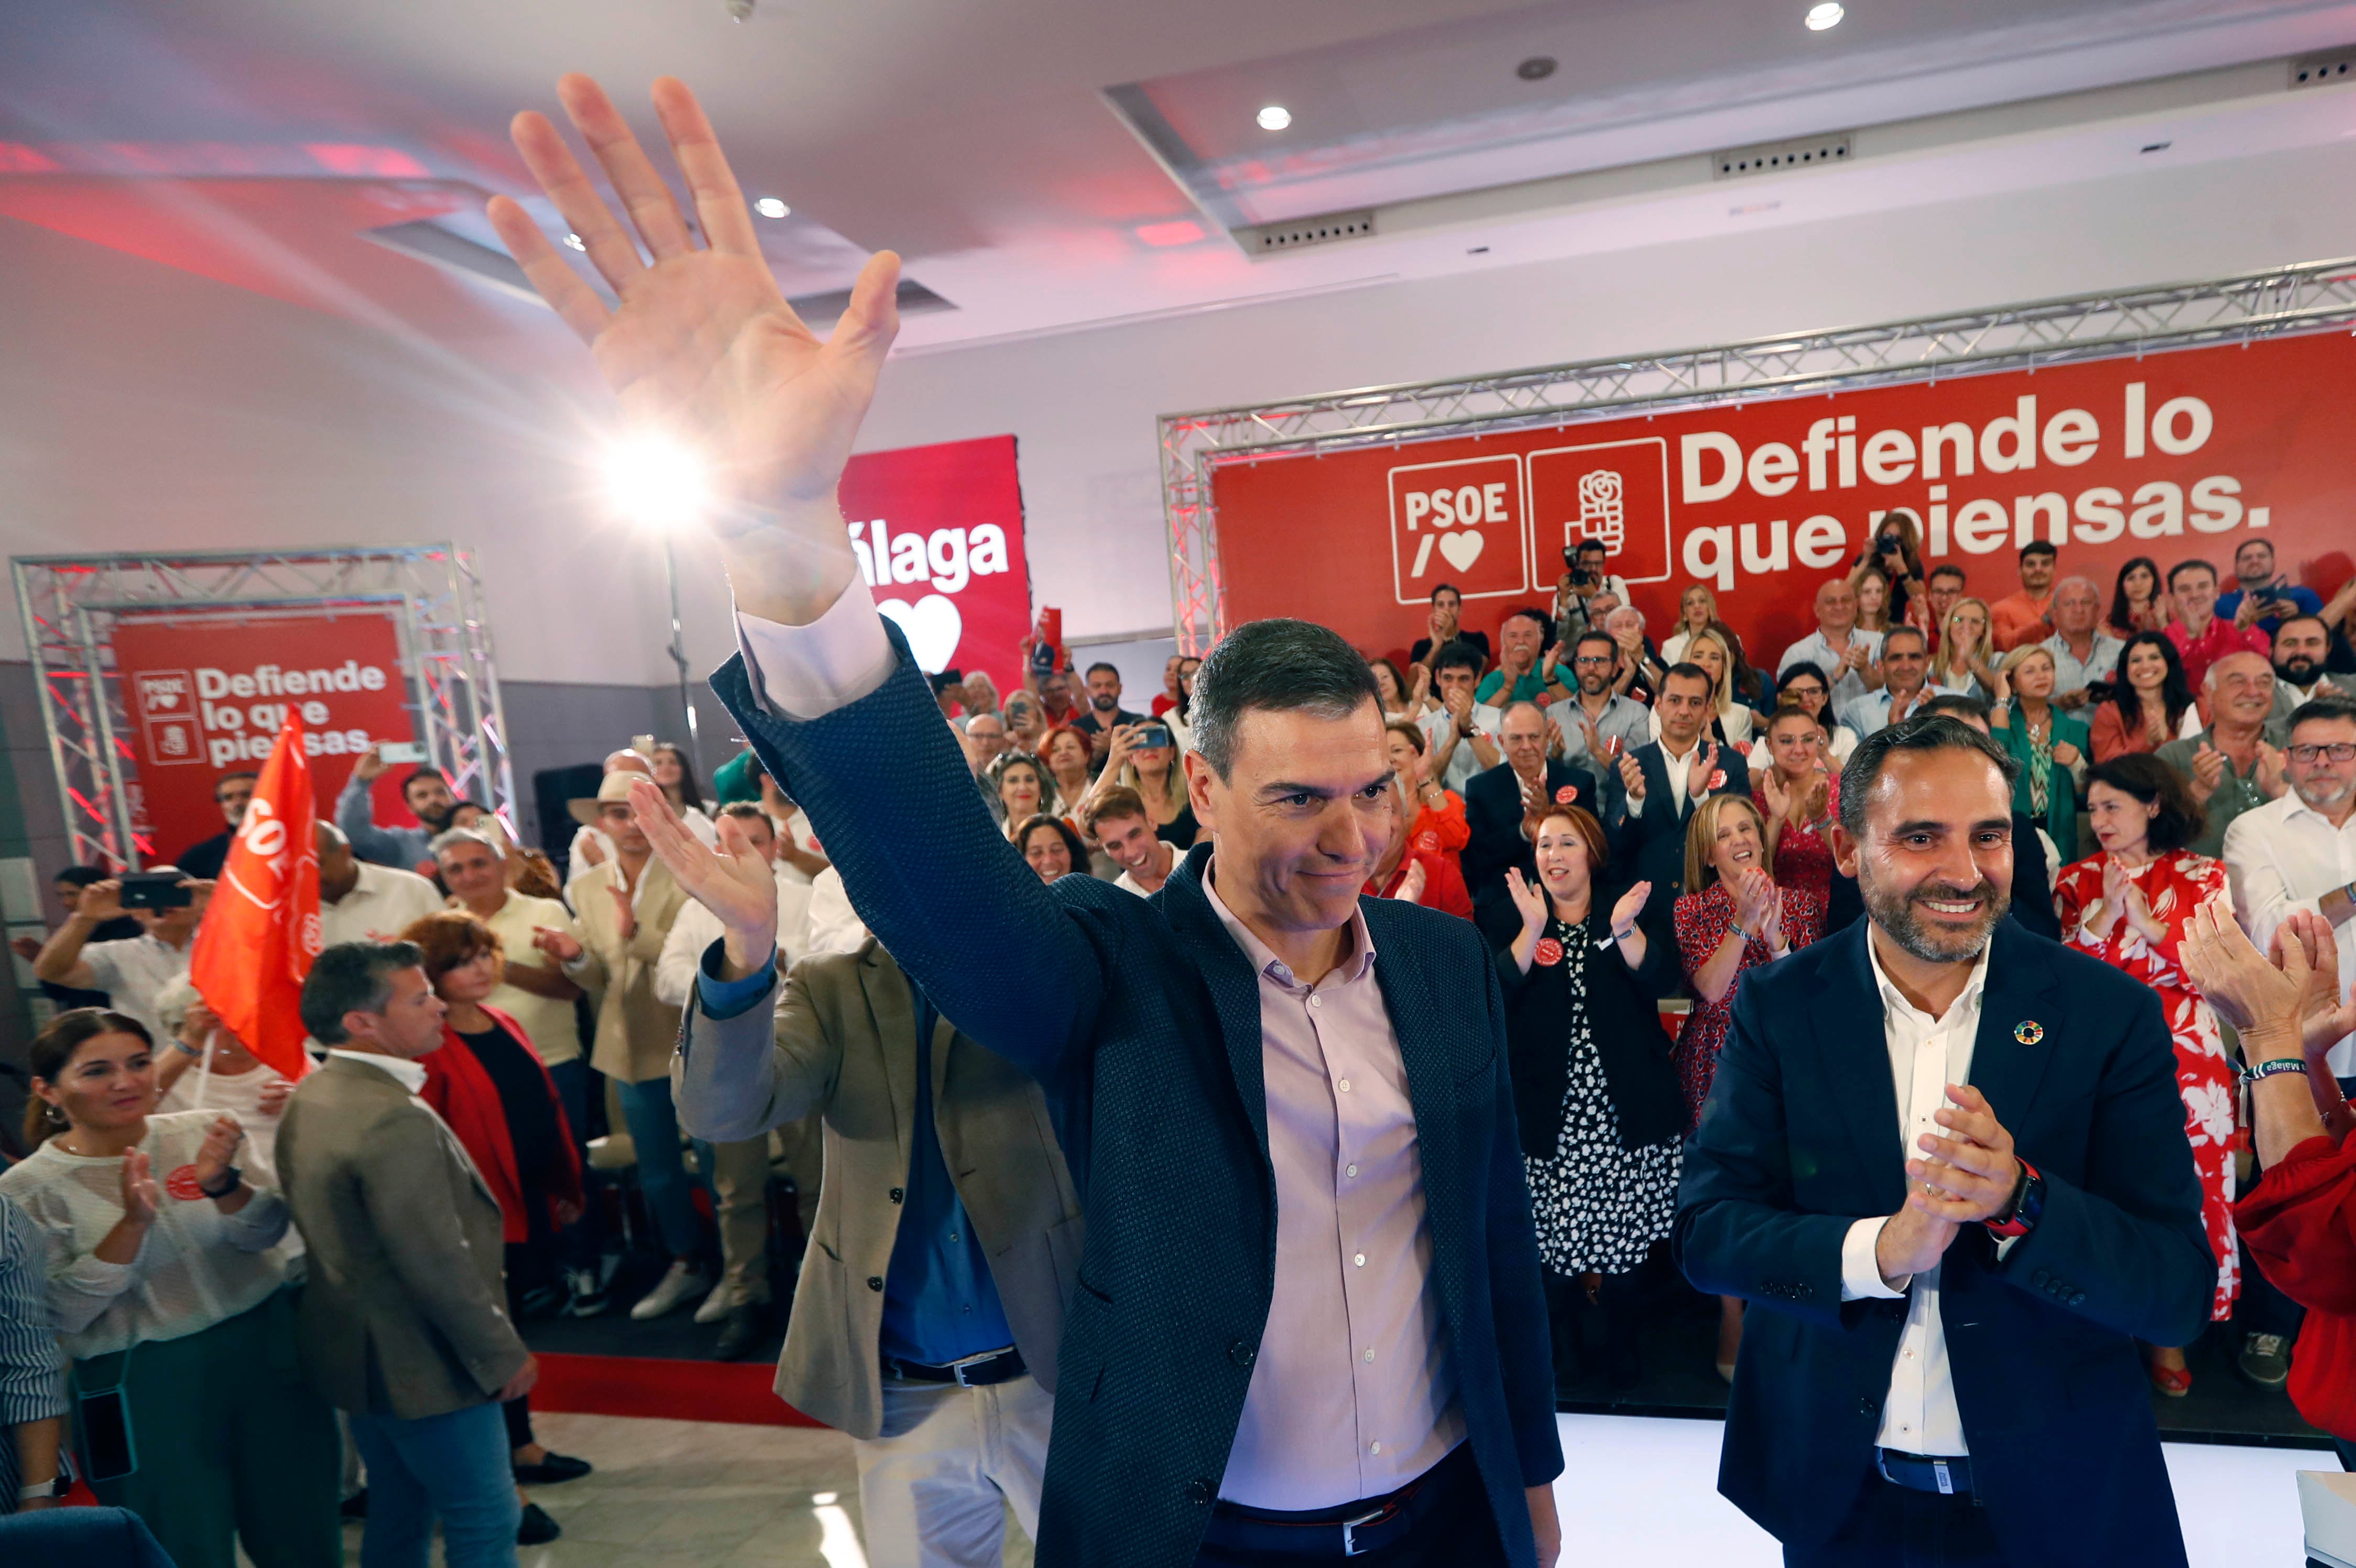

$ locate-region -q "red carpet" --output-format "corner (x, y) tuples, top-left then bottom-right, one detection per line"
(531, 1351), (830, 1428)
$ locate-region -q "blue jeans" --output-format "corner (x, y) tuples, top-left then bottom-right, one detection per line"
(347, 1401), (519, 1568)
(545, 1058), (602, 1270)
(614, 1075), (705, 1259)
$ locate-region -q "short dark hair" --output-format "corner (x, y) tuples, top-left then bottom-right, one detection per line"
(1837, 715), (2020, 840)
(300, 940), (423, 1044)
(1574, 630), (1618, 661)
(25, 1008), (152, 1147)
(717, 800), (773, 830)
(1431, 582), (1461, 603)
(213, 770), (259, 796)
(57, 864), (113, 890)
(1085, 661), (1120, 682)
(2166, 558), (2216, 589)
(1777, 660), (1830, 694)
(2275, 614), (2330, 644)
(1575, 538), (1607, 555)
(1081, 786), (1151, 833)
(2019, 541), (2058, 562)
(1882, 625), (1928, 654)
(1929, 563), (1967, 585)
(1917, 692), (1993, 726)
(1431, 640), (1485, 678)
(2084, 755), (2202, 855)
(1660, 661), (1713, 696)
(1013, 813), (1088, 867)
(401, 768), (445, 796)
(2288, 696), (2356, 735)
(1191, 619), (1380, 781)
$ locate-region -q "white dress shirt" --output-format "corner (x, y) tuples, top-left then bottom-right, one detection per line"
(2223, 792), (2356, 1075)
(654, 862), (809, 1008)
(318, 862), (446, 949)
(1837, 934), (1995, 1459)
(1654, 737), (1705, 819)
(326, 1048), (429, 1095)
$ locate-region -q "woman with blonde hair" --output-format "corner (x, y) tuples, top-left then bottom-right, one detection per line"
(1084, 721), (1201, 848)
(1992, 642), (2090, 862)
(1660, 584), (1721, 668)
(1933, 595), (2000, 700)
(1655, 626), (1754, 748)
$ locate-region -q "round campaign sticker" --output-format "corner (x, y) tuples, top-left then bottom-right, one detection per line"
(1605, 735), (1623, 757)
(1709, 770), (1728, 790)
(1533, 938), (1565, 967)
(1416, 831), (1441, 854)
(1554, 785), (1579, 804)
(164, 1164), (206, 1202)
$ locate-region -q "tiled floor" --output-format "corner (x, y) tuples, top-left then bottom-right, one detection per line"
(333, 1410), (2324, 1567)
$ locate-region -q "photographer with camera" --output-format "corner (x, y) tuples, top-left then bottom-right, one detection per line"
(1552, 538), (1630, 648)
(31, 870), (213, 1047)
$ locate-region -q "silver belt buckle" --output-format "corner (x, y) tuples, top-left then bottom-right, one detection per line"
(948, 1348), (1005, 1387)
(1340, 1505), (1385, 1557)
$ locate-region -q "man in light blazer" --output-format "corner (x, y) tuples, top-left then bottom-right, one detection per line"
(279, 940), (537, 1568)
(655, 801), (1083, 1565)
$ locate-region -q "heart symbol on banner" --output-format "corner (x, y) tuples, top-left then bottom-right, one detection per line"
(877, 594), (964, 673)
(1436, 530), (1485, 572)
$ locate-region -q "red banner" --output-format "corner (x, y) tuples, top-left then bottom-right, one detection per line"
(112, 610), (418, 867)
(839, 434), (1031, 691)
(1213, 330), (2356, 666)
(189, 718), (320, 1079)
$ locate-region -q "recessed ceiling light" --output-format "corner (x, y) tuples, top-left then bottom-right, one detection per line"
(1517, 57), (1557, 82)
(563, 232), (585, 251)
(1257, 105), (1292, 131)
(1805, 2), (1844, 29)
(754, 197), (789, 219)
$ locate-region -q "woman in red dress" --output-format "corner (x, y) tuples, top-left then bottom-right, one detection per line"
(1369, 722), (1473, 918)
(1672, 792), (1828, 1380)
(2053, 754), (2239, 1396)
(1751, 703), (1839, 906)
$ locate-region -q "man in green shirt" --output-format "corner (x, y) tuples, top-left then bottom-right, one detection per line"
(2154, 649), (2286, 856)
(1475, 608), (1552, 707)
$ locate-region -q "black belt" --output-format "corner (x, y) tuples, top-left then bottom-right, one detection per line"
(881, 1347), (1025, 1387)
(1201, 1443), (1472, 1558)
(1877, 1449), (1973, 1498)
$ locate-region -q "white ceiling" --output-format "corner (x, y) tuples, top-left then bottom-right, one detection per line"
(2, 0), (2354, 360)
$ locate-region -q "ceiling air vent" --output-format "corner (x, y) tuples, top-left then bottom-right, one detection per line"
(1242, 210), (1377, 255)
(1713, 132), (1853, 180)
(2290, 49), (2356, 89)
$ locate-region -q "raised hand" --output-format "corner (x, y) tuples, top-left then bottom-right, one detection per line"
(2274, 911), (2356, 1051)
(257, 1077), (294, 1118)
(1577, 714), (1608, 767)
(119, 1150), (160, 1230)
(530, 925), (584, 964)
(487, 77), (902, 626)
(2052, 738), (2082, 768)
(2180, 899), (2306, 1040)
(1608, 880), (1652, 934)
(2256, 741), (2288, 800)
(607, 881), (637, 943)
(1686, 739), (1720, 800)
(1618, 751), (1648, 804)
(2188, 742), (2226, 805)
(1395, 859), (1428, 906)
(78, 879), (125, 923)
(352, 745), (389, 784)
(1408, 662), (1433, 712)
(628, 777), (778, 975)
(577, 834), (608, 868)
(1906, 1084), (2022, 1224)
(1760, 770), (1790, 823)
(192, 1114), (246, 1192)
(1504, 868), (1548, 933)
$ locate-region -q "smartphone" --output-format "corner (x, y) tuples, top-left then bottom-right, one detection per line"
(377, 740), (428, 765)
(77, 1386), (136, 1483)
(1135, 724), (1171, 749)
(117, 871), (192, 910)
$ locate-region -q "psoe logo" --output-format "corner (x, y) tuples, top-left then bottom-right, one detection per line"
(1386, 454), (1531, 605)
(135, 670), (194, 718)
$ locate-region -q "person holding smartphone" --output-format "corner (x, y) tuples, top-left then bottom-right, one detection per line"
(30, 872), (212, 1048)
(2216, 537), (2324, 643)
(1, 1009), (341, 1566)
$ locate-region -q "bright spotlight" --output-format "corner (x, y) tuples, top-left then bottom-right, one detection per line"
(1805, 2), (1844, 29)
(604, 435), (710, 532)
(755, 197), (789, 218)
(1257, 105), (1292, 131)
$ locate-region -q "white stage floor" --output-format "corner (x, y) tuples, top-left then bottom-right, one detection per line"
(1552, 1412), (2329, 1566)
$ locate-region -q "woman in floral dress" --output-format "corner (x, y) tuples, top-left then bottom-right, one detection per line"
(2053, 753), (2238, 1396)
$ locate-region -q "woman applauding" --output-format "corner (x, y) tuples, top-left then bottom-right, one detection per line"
(1496, 809), (1683, 1391)
(1991, 644), (2089, 861)
(2089, 631), (2196, 763)
(1752, 704), (1839, 906)
(0, 1010), (340, 1567)
(1673, 794), (1826, 1382)
(2053, 756), (2239, 1395)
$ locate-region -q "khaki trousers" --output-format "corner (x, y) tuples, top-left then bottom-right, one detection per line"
(854, 1371), (1052, 1568)
(704, 1137), (773, 1308)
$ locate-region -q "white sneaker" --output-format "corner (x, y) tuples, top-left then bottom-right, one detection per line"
(693, 1287), (734, 1325)
(629, 1261), (712, 1321)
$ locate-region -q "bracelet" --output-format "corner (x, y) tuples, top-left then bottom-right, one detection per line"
(1610, 925), (1637, 943)
(20, 1479), (57, 1501)
(2240, 1058), (2309, 1087)
(1727, 922), (1753, 946)
(172, 1038), (203, 1059)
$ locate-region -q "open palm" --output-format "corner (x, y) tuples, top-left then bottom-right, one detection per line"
(486, 75), (901, 618)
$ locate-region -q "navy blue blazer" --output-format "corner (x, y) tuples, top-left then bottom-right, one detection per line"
(1674, 918), (2212, 1568)
(1599, 741), (1753, 904)
(712, 630), (1562, 1568)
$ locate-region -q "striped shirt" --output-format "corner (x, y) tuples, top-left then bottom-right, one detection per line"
(0, 1193), (68, 1510)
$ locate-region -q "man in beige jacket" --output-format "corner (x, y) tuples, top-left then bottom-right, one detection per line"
(648, 791), (1083, 1568)
(279, 940), (536, 1568)
(533, 771), (707, 1322)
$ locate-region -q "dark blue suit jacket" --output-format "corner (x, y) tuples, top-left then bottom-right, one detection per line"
(712, 630), (1562, 1568)
(1599, 740), (1753, 904)
(1674, 918), (2212, 1568)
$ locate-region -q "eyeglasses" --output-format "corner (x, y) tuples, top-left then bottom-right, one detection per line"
(1572, 656), (1614, 667)
(2288, 743), (2356, 764)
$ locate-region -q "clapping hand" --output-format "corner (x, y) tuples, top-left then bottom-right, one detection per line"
(1608, 880), (1652, 935)
(2189, 742), (2227, 805)
(119, 1150), (160, 1229)
(191, 1114), (246, 1194)
(1685, 739), (1720, 800)
(257, 1077), (294, 1117)
(487, 76), (900, 627)
(1576, 713), (1608, 767)
(1760, 770), (1790, 823)
(2274, 910), (2354, 1053)
(2052, 738), (2082, 768)
(1617, 750), (1646, 805)
(2179, 899), (2307, 1049)
(629, 778), (779, 976)
(2256, 742), (2288, 800)
(1504, 867), (1548, 934)
(1408, 662), (1433, 713)
(607, 881), (637, 942)
(530, 925), (584, 964)
(352, 745), (389, 783)
(1906, 1084), (2022, 1224)
(1395, 859), (1428, 906)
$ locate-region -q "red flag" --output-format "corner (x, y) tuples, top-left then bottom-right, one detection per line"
(189, 716), (321, 1080)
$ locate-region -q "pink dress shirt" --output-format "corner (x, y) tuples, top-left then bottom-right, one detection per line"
(733, 579), (1465, 1512)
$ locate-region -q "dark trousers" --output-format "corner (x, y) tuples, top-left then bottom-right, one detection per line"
(1785, 1474), (2004, 1568)
(545, 1058), (602, 1271)
(1190, 1445), (1505, 1566)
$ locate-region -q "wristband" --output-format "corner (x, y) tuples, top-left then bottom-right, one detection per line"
(1610, 925), (1637, 943)
(1983, 1160), (2044, 1240)
(2240, 1057), (2309, 1087)
(1728, 922), (1753, 946)
(198, 1163), (243, 1200)
(20, 1479), (58, 1502)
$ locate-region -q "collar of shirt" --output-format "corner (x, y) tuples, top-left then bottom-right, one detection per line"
(326, 1049), (428, 1095)
(1864, 925), (1992, 1040)
(1202, 862), (1377, 990)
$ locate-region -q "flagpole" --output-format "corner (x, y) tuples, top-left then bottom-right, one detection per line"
(191, 1027), (217, 1112)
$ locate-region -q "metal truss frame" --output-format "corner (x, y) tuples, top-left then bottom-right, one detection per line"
(12, 543), (516, 871)
(1158, 255), (2356, 651)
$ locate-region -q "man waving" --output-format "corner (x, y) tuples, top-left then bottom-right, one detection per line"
(487, 77), (1561, 1568)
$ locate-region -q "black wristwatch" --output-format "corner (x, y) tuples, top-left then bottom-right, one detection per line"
(198, 1163), (243, 1200)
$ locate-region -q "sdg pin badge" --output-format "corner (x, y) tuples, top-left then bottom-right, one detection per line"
(2014, 1021), (2044, 1047)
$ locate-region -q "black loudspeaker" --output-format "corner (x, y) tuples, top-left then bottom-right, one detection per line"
(533, 763), (608, 877)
